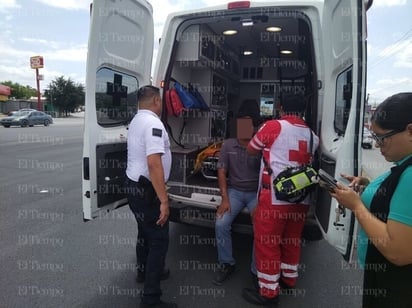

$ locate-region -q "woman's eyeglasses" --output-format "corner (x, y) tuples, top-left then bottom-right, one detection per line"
(370, 129), (404, 146)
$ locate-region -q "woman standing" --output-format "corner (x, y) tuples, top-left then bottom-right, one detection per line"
(331, 92), (412, 307)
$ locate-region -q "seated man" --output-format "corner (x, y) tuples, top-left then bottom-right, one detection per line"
(213, 115), (261, 285)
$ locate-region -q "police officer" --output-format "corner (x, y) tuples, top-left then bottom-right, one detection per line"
(125, 85), (177, 308)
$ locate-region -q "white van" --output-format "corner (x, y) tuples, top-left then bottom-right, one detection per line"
(82, 0), (372, 263)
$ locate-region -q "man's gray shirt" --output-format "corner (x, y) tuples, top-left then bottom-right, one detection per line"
(217, 138), (261, 192)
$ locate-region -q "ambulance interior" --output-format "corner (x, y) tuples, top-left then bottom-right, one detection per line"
(164, 9), (318, 190)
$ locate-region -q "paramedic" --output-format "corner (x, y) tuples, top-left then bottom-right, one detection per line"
(242, 94), (319, 306)
(213, 115), (261, 285)
(124, 85), (177, 308)
(331, 92), (412, 307)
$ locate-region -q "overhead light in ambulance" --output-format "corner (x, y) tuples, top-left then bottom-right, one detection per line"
(228, 1), (251, 9)
(243, 50), (253, 56)
(266, 26), (282, 32)
(280, 50), (293, 55)
(223, 30), (238, 35)
(242, 19), (254, 27)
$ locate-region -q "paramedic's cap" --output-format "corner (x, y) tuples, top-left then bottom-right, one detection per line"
(281, 94), (305, 113)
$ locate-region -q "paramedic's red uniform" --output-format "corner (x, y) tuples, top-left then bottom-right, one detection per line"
(248, 116), (319, 299)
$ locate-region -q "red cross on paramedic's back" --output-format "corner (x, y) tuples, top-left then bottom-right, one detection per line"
(289, 139), (311, 164)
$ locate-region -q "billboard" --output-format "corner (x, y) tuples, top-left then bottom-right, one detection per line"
(30, 56), (44, 69)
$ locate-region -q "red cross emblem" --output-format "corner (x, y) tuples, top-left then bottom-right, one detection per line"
(289, 140), (311, 164)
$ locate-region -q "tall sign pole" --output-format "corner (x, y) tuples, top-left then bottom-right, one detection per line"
(30, 56), (44, 110)
(35, 68), (41, 110)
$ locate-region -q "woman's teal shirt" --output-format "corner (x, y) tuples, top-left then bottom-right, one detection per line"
(357, 154), (412, 268)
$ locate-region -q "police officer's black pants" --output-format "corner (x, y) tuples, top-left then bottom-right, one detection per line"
(125, 178), (169, 305)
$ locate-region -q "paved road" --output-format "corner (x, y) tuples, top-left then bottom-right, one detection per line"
(1, 117), (392, 308)
(361, 146), (393, 179)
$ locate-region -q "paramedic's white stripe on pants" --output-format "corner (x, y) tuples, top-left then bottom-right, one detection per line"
(259, 281), (279, 291)
(282, 271), (298, 278)
(281, 263), (298, 271)
(257, 271), (280, 282)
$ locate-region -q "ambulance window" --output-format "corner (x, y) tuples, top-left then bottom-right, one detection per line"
(260, 83), (275, 118)
(334, 67), (352, 134)
(95, 68), (138, 127)
(260, 98), (274, 117)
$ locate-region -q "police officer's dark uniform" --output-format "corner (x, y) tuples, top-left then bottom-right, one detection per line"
(124, 85), (176, 308)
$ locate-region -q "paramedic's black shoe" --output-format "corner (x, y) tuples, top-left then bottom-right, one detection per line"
(136, 268), (170, 283)
(139, 300), (178, 308)
(251, 272), (259, 290)
(242, 288), (279, 307)
(212, 263), (235, 285)
(279, 279), (295, 290)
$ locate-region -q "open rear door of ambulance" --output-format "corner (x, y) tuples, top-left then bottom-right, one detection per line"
(82, 0), (154, 221)
(315, 0), (369, 262)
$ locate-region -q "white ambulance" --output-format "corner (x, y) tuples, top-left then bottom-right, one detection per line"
(82, 0), (373, 263)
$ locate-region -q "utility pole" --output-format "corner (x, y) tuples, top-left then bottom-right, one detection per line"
(30, 56), (44, 110)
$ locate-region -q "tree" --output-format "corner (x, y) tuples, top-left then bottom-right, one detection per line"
(0, 81), (37, 99)
(44, 76), (85, 117)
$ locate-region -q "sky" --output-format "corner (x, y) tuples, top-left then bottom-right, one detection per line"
(0, 0), (411, 105)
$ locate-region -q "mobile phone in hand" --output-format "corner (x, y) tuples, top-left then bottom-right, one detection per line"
(318, 169), (338, 191)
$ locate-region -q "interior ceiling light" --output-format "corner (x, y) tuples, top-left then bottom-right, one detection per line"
(266, 26), (282, 32)
(242, 19), (254, 27)
(280, 50), (293, 55)
(243, 50), (253, 56)
(223, 29), (238, 35)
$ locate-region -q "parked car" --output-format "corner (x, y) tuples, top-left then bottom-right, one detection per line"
(7, 111), (19, 116)
(0, 110), (53, 128)
(362, 127), (373, 149)
(18, 108), (37, 113)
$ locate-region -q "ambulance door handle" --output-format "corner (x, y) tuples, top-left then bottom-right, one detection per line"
(321, 157), (335, 165)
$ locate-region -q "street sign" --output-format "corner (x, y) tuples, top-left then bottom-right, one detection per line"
(30, 56), (44, 69)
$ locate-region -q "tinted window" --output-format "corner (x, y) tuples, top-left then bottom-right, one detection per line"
(334, 67), (352, 134)
(95, 68), (139, 127)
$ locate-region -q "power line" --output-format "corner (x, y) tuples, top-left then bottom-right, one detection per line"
(368, 28), (412, 69)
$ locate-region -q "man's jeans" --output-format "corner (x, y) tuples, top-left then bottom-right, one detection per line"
(215, 188), (257, 274)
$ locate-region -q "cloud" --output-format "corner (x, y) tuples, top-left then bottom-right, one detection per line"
(0, 36), (86, 89)
(368, 76), (412, 103)
(376, 77), (412, 87)
(379, 38), (410, 57)
(393, 41), (412, 68)
(151, 0), (193, 37)
(0, 37), (86, 62)
(0, 0), (20, 11)
(200, 0), (230, 7)
(34, 0), (88, 10)
(373, 0), (407, 6)
(20, 37), (61, 49)
(43, 45), (87, 62)
(379, 38), (412, 67)
(368, 37), (412, 71)
(0, 41), (33, 61)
